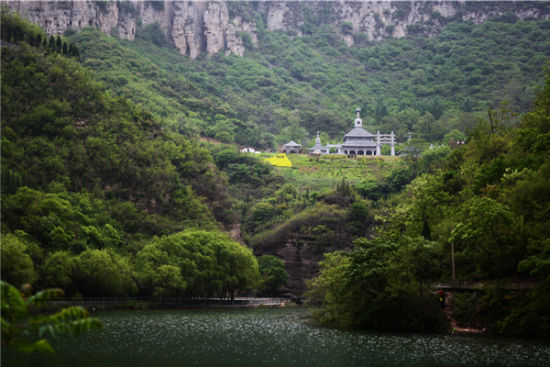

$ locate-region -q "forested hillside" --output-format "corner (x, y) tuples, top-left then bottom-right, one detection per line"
(67, 17), (550, 148)
(308, 69), (550, 337)
(1, 9), (261, 298)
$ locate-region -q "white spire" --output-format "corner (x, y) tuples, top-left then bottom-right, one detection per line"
(316, 130), (321, 144)
(354, 108), (362, 127)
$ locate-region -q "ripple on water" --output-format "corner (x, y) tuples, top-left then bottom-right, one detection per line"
(3, 308), (550, 367)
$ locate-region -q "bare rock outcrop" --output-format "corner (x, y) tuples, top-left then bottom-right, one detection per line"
(258, 1), (550, 46)
(203, 1), (227, 56)
(171, 1), (206, 59)
(5, 1), (550, 58)
(5, 0), (256, 58)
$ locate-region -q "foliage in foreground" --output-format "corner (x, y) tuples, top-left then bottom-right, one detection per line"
(1, 281), (101, 354)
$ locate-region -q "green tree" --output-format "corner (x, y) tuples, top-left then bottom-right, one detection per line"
(73, 249), (137, 297)
(346, 201), (371, 236)
(307, 238), (446, 331)
(136, 229), (260, 298)
(48, 35), (55, 51)
(0, 234), (36, 287)
(450, 197), (522, 278)
(39, 251), (76, 291)
(415, 112), (436, 141)
(306, 251), (351, 324)
(443, 128), (466, 146)
(152, 265), (187, 297)
(258, 255), (289, 295)
(55, 35), (62, 52)
(341, 21), (353, 35)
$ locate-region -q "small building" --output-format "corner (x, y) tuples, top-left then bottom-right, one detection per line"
(240, 147), (260, 154)
(282, 141), (302, 154)
(308, 131), (329, 154)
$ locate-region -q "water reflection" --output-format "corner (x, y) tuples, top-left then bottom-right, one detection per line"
(3, 308), (550, 367)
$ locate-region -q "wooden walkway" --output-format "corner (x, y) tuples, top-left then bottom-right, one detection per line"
(433, 281), (538, 291)
(48, 297), (292, 309)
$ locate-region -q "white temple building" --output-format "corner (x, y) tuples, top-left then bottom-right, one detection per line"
(310, 108), (396, 156)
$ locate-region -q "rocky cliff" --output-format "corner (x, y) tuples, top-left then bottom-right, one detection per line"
(5, 0), (254, 58)
(5, 1), (550, 57)
(259, 1), (550, 46)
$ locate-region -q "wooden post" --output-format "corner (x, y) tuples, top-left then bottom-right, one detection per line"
(451, 242), (456, 283)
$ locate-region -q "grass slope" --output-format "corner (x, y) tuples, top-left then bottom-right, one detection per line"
(262, 154), (406, 194)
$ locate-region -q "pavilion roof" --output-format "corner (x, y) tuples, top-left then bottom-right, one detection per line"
(344, 127), (374, 138)
(284, 140), (302, 147)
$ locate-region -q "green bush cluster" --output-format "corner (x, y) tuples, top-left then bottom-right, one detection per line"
(257, 255), (289, 296)
(307, 237), (446, 332)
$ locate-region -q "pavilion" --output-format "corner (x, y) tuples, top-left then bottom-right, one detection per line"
(282, 141), (302, 154)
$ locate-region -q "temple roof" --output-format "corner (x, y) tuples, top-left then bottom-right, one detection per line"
(344, 127), (374, 138)
(284, 140), (302, 147)
(341, 141), (377, 147)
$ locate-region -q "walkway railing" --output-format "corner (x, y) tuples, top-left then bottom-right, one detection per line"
(47, 297), (291, 308)
(433, 281), (538, 290)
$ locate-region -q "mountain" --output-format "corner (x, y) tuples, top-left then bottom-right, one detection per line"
(7, 1), (550, 59)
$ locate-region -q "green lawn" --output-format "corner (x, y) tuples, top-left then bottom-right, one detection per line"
(260, 153), (406, 193)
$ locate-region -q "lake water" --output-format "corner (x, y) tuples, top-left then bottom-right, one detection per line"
(3, 307), (550, 367)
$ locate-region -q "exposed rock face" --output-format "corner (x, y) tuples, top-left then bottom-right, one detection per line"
(254, 232), (351, 298)
(251, 199), (356, 297)
(263, 1), (290, 32)
(260, 1), (550, 46)
(171, 1), (207, 59)
(6, 0), (255, 58)
(203, 1), (228, 56)
(6, 1), (550, 57)
(5, 1), (550, 58)
(6, 1), (550, 58)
